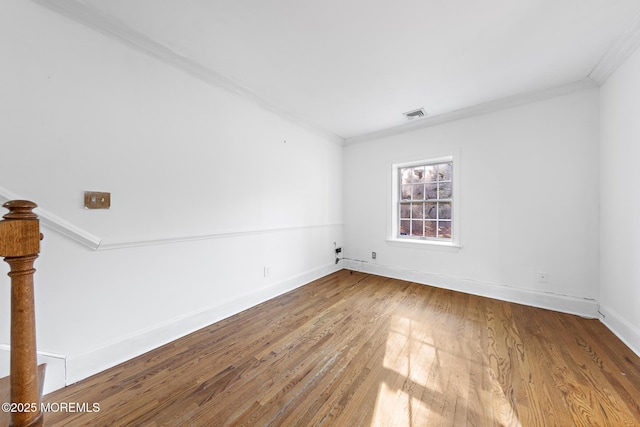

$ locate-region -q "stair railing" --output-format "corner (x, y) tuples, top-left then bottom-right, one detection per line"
(0, 200), (44, 427)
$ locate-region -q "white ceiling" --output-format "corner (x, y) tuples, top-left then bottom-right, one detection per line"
(35, 0), (640, 142)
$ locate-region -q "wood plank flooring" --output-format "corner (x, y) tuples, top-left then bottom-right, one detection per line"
(41, 270), (640, 426)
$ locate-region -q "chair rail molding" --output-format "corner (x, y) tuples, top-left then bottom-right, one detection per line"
(0, 186), (101, 250)
(0, 186), (342, 251)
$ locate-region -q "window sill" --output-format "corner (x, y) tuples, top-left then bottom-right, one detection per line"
(386, 238), (462, 252)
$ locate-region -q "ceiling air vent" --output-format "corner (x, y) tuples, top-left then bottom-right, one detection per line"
(403, 108), (426, 121)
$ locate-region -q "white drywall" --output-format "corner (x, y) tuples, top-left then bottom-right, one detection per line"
(599, 45), (640, 355)
(3, 0), (639, 397)
(344, 89), (600, 316)
(0, 0), (343, 391)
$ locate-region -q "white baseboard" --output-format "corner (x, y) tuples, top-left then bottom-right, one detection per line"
(599, 304), (640, 358)
(0, 346), (66, 395)
(8, 262), (637, 397)
(62, 262), (340, 388)
(343, 260), (599, 318)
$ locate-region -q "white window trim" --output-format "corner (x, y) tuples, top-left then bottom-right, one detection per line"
(388, 153), (461, 249)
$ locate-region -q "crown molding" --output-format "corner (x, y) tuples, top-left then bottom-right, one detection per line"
(344, 78), (598, 145)
(30, 0), (344, 146)
(29, 1), (640, 145)
(589, 12), (640, 85)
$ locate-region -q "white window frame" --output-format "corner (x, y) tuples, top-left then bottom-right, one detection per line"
(388, 154), (461, 249)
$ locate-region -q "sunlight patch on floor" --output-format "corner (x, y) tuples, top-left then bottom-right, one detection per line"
(371, 381), (434, 427)
(370, 316), (439, 426)
(370, 315), (522, 426)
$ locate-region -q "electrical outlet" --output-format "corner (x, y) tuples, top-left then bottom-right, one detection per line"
(538, 272), (548, 283)
(264, 266), (270, 277)
(372, 252), (377, 259)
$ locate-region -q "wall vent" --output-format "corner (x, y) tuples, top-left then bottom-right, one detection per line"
(403, 108), (426, 120)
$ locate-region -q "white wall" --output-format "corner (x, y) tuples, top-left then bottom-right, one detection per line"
(3, 0), (635, 397)
(0, 0), (342, 392)
(600, 46), (640, 355)
(344, 89), (600, 316)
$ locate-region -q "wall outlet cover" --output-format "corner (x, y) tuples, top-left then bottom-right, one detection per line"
(84, 191), (110, 209)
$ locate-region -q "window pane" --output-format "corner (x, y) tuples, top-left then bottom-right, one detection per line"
(438, 162), (452, 181)
(411, 220), (423, 237)
(438, 221), (452, 238)
(439, 202), (451, 220)
(400, 220), (410, 236)
(400, 204), (411, 219)
(397, 159), (454, 242)
(401, 168), (413, 184)
(425, 202), (437, 219)
(438, 182), (452, 199)
(401, 184), (412, 201)
(425, 165), (437, 182)
(412, 184), (424, 200)
(425, 221), (437, 237)
(411, 203), (424, 219)
(411, 167), (425, 183)
(425, 183), (437, 199)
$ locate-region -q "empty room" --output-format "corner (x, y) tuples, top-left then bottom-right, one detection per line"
(2, 0), (640, 426)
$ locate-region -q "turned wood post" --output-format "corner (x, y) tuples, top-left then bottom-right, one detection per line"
(0, 200), (43, 427)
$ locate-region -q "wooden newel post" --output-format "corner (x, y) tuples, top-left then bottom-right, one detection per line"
(0, 201), (43, 427)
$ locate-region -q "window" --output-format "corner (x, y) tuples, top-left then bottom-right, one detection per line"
(391, 156), (458, 245)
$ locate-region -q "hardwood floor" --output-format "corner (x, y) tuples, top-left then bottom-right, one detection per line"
(41, 270), (640, 426)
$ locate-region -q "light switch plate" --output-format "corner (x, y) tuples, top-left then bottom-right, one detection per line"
(84, 191), (110, 209)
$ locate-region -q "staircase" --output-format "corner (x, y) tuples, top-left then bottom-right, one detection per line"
(0, 365), (45, 427)
(0, 201), (45, 427)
